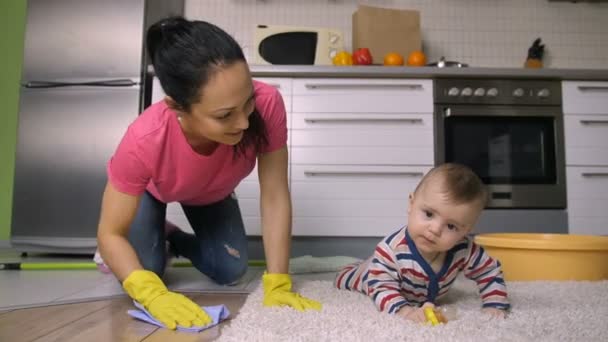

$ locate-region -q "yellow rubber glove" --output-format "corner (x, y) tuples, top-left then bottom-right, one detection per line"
(262, 272), (322, 311)
(122, 270), (212, 329)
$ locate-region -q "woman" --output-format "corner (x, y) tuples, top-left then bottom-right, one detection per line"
(96, 16), (321, 330)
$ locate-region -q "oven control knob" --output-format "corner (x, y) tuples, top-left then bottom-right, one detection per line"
(461, 87), (473, 96)
(474, 88), (485, 96)
(448, 87), (460, 96)
(513, 88), (525, 97)
(486, 88), (499, 97)
(537, 88), (551, 98)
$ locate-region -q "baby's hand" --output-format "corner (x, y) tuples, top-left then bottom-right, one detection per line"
(397, 302), (435, 324)
(482, 307), (507, 319)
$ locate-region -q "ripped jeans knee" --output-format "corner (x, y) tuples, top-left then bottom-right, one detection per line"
(210, 243), (248, 285)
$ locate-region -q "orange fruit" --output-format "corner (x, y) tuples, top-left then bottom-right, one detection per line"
(383, 52), (404, 66)
(407, 50), (427, 67)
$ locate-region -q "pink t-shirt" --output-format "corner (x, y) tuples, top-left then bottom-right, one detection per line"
(107, 80), (287, 205)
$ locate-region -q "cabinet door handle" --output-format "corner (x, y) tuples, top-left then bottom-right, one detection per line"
(267, 83), (282, 89)
(304, 170), (424, 177)
(304, 117), (423, 124)
(581, 172), (608, 178)
(580, 119), (608, 125)
(304, 83), (424, 90)
(577, 86), (608, 92)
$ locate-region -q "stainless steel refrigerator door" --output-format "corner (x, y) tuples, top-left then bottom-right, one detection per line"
(22, 0), (145, 81)
(11, 85), (139, 252)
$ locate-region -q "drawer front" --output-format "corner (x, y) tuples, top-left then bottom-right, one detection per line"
(293, 216), (406, 237)
(291, 164), (429, 199)
(292, 78), (433, 113)
(565, 114), (608, 166)
(291, 146), (434, 165)
(291, 165), (430, 236)
(568, 217), (608, 236)
(291, 113), (434, 165)
(563, 81), (608, 115)
(567, 166), (608, 235)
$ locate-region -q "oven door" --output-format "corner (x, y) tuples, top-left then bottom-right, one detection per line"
(435, 105), (566, 209)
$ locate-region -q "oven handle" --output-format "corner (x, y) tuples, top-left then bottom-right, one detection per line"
(441, 106), (559, 117)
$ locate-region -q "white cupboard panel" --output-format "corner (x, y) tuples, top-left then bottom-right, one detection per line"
(291, 113), (433, 130)
(291, 126), (432, 148)
(290, 164), (429, 199)
(568, 217), (608, 236)
(291, 146), (434, 165)
(566, 166), (608, 235)
(293, 198), (408, 218)
(563, 81), (608, 115)
(564, 115), (608, 166)
(293, 216), (406, 237)
(292, 78), (433, 113)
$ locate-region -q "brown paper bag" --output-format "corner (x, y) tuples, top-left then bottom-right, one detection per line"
(352, 5), (421, 64)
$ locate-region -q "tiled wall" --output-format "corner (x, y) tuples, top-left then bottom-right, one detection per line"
(186, 0), (608, 68)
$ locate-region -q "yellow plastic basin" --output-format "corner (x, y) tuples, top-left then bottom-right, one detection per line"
(474, 233), (608, 281)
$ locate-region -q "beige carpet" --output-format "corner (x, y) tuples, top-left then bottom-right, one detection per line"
(218, 277), (608, 342)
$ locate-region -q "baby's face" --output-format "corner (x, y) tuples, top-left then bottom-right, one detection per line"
(407, 181), (483, 256)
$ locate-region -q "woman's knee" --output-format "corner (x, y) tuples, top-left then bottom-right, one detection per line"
(212, 246), (248, 285)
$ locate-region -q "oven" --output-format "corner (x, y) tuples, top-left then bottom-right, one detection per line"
(434, 78), (567, 211)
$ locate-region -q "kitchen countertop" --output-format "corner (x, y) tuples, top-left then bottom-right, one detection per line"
(250, 65), (608, 80)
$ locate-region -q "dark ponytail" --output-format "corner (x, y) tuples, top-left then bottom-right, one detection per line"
(146, 17), (267, 156)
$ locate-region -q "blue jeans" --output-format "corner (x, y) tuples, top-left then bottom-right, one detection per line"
(127, 191), (248, 285)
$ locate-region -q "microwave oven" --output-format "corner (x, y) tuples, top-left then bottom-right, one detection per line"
(253, 25), (344, 65)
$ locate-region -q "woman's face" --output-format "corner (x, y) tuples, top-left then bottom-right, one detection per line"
(179, 61), (255, 147)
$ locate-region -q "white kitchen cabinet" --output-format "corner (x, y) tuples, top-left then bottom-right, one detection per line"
(290, 78), (434, 236)
(564, 114), (608, 166)
(566, 166), (608, 235)
(292, 78), (433, 113)
(563, 81), (608, 115)
(562, 81), (608, 235)
(290, 164), (431, 236)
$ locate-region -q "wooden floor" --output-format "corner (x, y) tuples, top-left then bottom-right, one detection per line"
(0, 293), (248, 342)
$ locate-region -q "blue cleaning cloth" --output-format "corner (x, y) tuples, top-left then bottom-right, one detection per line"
(127, 301), (230, 333)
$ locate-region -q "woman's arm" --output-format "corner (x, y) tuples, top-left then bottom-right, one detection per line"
(257, 145), (291, 274)
(96, 181), (143, 281)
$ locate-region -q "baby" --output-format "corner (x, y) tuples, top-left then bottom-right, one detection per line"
(335, 163), (509, 323)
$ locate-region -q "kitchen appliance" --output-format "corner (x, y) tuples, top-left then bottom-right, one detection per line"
(434, 78), (568, 233)
(254, 25), (344, 65)
(426, 57), (468, 68)
(11, 0), (184, 254)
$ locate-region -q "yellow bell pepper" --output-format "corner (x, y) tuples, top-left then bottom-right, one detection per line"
(332, 51), (353, 66)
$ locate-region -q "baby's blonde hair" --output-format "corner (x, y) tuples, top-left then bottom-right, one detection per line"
(415, 163), (488, 208)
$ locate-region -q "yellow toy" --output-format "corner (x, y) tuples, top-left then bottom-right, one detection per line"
(424, 307), (457, 326)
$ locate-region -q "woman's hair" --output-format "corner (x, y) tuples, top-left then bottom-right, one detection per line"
(146, 16), (267, 156)
(415, 163), (488, 208)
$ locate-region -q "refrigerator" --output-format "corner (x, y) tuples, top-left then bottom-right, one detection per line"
(11, 0), (183, 254)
